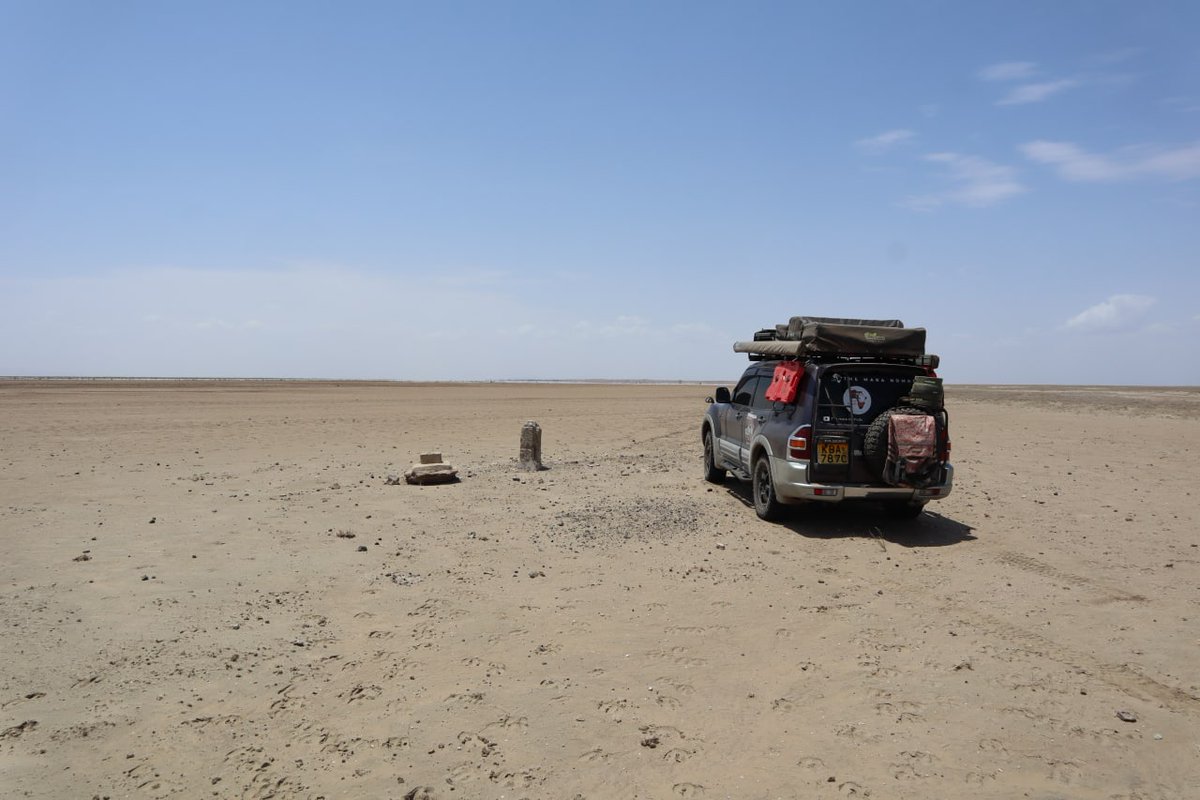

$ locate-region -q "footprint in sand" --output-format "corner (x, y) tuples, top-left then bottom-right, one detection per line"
(444, 691), (485, 708)
(874, 700), (923, 721)
(446, 762), (480, 785)
(1047, 760), (1082, 785)
(483, 714), (528, 731)
(342, 684), (382, 703)
(662, 747), (696, 764)
(487, 627), (529, 644)
(655, 677), (696, 696)
(598, 698), (628, 715)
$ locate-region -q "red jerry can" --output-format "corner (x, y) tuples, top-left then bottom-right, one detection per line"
(764, 361), (803, 403)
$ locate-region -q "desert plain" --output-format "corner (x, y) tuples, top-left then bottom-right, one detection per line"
(1, 379), (1198, 800)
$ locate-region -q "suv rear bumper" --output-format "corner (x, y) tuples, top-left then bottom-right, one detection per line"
(770, 457), (954, 504)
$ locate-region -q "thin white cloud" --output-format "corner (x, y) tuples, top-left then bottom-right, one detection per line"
(1022, 139), (1200, 182)
(903, 152), (1025, 209)
(855, 129), (915, 154)
(1064, 295), (1156, 332)
(1162, 96), (1200, 113)
(432, 268), (512, 288)
(195, 318), (268, 331)
(574, 315), (652, 338)
(996, 79), (1080, 106)
(669, 322), (716, 336)
(1088, 47), (1141, 66)
(979, 61), (1037, 81)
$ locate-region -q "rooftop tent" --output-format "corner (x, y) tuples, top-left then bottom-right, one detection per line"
(737, 318), (926, 359)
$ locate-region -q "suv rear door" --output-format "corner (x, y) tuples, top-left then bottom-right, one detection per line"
(740, 374), (774, 471)
(810, 365), (923, 484)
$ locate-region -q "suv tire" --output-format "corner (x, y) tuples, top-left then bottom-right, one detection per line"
(883, 500), (926, 520)
(752, 455), (785, 521)
(864, 406), (927, 480)
(702, 430), (726, 484)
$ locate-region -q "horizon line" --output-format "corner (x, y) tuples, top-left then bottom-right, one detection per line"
(2, 376), (1198, 390)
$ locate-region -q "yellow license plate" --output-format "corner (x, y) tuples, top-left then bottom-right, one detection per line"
(817, 440), (849, 465)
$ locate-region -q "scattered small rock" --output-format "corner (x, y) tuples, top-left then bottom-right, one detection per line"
(385, 474), (402, 486)
(148, 517), (156, 524)
(356, 545), (368, 552)
(715, 542), (726, 550)
(388, 572), (422, 586)
(1116, 710), (1137, 723)
(336, 530), (356, 539)
(1153, 733), (1163, 740)
(640, 735), (660, 749)
(73, 553), (91, 562)
(528, 570), (545, 578)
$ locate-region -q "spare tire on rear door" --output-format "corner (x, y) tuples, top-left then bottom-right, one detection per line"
(863, 406), (927, 480)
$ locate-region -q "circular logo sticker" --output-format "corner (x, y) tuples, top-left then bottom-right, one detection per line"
(843, 386), (872, 416)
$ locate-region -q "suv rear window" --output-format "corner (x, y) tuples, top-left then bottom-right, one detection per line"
(750, 375), (772, 409)
(816, 369), (917, 424)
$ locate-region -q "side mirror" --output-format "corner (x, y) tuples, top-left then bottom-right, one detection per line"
(714, 386), (731, 404)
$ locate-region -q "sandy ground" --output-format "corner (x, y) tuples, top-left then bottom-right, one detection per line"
(1, 380), (1198, 800)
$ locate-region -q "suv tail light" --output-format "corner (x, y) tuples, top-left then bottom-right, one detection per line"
(788, 425), (812, 460)
(939, 431), (951, 461)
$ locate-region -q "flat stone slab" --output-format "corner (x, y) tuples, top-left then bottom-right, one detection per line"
(404, 462), (458, 485)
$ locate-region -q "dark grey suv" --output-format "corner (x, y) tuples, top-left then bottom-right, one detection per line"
(701, 318), (954, 521)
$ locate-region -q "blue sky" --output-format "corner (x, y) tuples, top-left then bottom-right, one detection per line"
(2, 1), (1197, 383)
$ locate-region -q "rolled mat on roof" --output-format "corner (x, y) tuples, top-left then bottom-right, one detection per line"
(780, 316), (905, 337)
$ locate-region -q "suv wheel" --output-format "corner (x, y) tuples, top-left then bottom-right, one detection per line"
(883, 500), (926, 520)
(702, 430), (725, 484)
(864, 406), (928, 480)
(752, 455), (785, 521)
